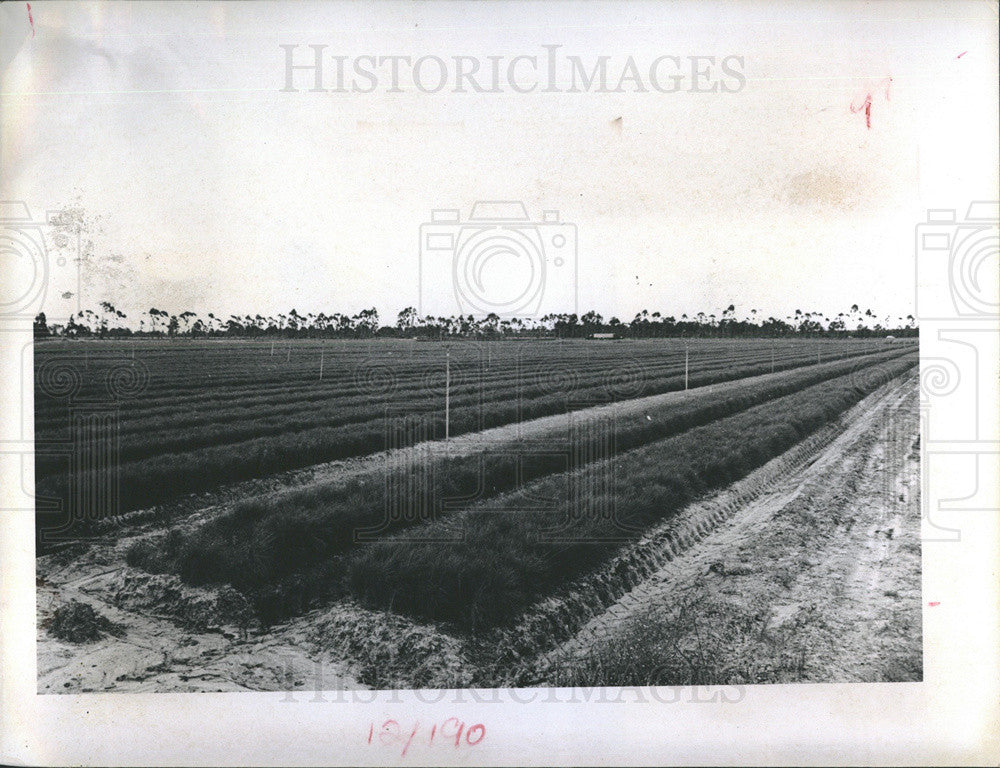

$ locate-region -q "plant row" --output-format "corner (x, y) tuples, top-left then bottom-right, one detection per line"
(345, 353), (917, 632)
(126, 349), (915, 625)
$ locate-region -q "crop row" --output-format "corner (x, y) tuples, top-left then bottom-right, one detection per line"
(38, 343), (912, 516)
(125, 348), (916, 624)
(345, 352), (917, 632)
(35, 341), (888, 477)
(34, 338), (892, 426)
(36, 338), (880, 408)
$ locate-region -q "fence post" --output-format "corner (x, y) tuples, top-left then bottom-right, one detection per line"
(684, 344), (689, 391)
(445, 345), (451, 441)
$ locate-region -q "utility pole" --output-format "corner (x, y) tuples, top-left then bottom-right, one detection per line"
(319, 344), (325, 380)
(286, 346), (290, 362)
(771, 340), (775, 374)
(684, 344), (690, 391)
(270, 340), (274, 356)
(445, 345), (451, 441)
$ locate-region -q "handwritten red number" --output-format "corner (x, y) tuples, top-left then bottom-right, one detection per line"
(466, 724), (486, 746)
(441, 717), (464, 748)
(370, 719), (484, 752)
(379, 719), (400, 746)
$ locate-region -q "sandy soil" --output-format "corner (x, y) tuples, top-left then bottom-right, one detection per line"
(37, 562), (363, 693)
(36, 366), (920, 692)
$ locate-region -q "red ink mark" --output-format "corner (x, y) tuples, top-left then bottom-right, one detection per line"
(850, 77), (892, 130)
(850, 94), (873, 129)
(441, 717), (463, 748)
(369, 719), (485, 756)
(957, 51), (967, 58)
(401, 723), (419, 757)
(466, 724), (486, 746)
(378, 719), (400, 747)
(26, 3), (35, 37)
(929, 601), (940, 607)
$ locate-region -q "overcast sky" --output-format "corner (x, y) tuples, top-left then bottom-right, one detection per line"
(1, 0), (997, 326)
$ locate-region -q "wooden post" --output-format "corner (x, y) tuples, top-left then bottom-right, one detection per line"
(771, 341), (775, 374)
(270, 341), (274, 356)
(445, 346), (451, 441)
(286, 346), (290, 362)
(684, 344), (689, 391)
(319, 346), (325, 380)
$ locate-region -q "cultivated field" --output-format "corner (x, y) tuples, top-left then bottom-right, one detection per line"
(34, 337), (920, 690)
(35, 337), (904, 515)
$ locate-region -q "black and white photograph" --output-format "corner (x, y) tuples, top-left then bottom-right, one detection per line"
(1, 0), (997, 765)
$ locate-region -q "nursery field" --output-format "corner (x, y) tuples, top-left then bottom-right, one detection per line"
(112, 340), (918, 628)
(36, 337), (920, 690)
(34, 337), (910, 516)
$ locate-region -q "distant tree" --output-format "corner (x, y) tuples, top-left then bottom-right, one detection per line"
(98, 301), (117, 335)
(179, 311), (197, 334)
(354, 307), (379, 336)
(396, 306), (418, 333)
(45, 300), (920, 342)
(33, 312), (49, 338)
(147, 308), (166, 334)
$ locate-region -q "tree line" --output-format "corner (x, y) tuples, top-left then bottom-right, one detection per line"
(33, 303), (918, 340)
